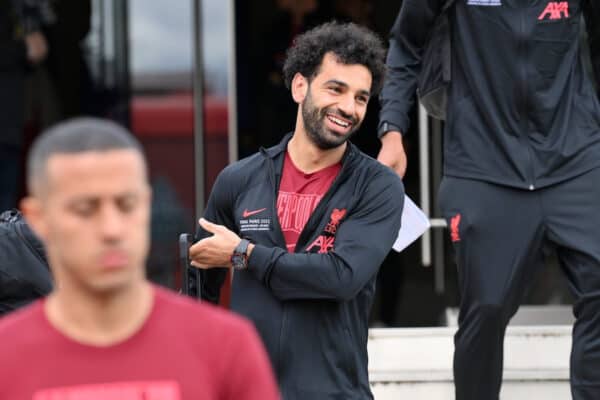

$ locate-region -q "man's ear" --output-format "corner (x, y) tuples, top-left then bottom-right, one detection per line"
(20, 196), (48, 242)
(291, 73), (309, 104)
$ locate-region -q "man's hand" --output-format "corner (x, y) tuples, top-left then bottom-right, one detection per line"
(24, 31), (48, 64)
(189, 218), (241, 269)
(377, 131), (407, 178)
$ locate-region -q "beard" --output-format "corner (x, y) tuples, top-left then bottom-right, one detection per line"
(301, 89), (361, 150)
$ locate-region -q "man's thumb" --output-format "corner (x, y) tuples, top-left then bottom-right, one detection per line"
(199, 218), (219, 233)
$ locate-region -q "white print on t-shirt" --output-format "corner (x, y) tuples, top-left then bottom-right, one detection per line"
(33, 381), (181, 400)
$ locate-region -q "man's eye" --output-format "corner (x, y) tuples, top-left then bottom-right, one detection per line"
(328, 86), (342, 93)
(357, 96), (369, 104)
(118, 197), (137, 213)
(71, 205), (95, 217)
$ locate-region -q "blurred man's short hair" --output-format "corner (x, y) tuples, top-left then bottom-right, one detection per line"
(27, 117), (146, 194)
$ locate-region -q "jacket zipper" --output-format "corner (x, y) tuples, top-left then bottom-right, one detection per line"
(519, 7), (536, 190)
(261, 144), (355, 380)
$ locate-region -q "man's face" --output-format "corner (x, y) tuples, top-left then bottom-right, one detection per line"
(299, 52), (372, 150)
(24, 149), (151, 295)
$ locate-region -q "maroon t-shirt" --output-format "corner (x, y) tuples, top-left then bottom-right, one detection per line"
(0, 286), (280, 400)
(277, 152), (341, 252)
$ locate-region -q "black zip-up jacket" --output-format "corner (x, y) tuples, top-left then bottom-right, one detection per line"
(380, 0), (600, 190)
(0, 210), (52, 316)
(197, 135), (404, 400)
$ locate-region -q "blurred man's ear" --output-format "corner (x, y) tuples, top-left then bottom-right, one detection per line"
(20, 197), (48, 242)
(291, 73), (309, 104)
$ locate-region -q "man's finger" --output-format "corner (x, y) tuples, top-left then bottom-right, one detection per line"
(190, 260), (208, 269)
(198, 218), (221, 233)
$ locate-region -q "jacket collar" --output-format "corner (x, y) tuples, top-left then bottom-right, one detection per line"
(261, 132), (358, 166)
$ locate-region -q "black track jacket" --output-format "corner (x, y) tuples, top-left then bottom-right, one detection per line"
(197, 134), (404, 400)
(380, 0), (600, 190)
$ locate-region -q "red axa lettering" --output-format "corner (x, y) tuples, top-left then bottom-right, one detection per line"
(538, 2), (569, 20)
(306, 235), (336, 253)
(450, 214), (461, 243)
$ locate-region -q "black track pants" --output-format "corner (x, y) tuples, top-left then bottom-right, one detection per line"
(438, 168), (600, 400)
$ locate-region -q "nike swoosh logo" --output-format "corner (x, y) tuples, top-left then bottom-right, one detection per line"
(242, 208), (267, 218)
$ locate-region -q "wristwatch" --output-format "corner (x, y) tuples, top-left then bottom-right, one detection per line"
(377, 121), (401, 139)
(231, 238), (251, 270)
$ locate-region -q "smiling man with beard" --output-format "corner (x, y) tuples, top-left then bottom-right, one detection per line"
(189, 22), (404, 399)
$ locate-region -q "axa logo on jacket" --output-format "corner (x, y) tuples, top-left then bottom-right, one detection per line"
(538, 2), (569, 20)
(306, 208), (347, 254)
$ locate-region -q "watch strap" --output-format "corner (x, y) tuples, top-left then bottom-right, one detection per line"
(231, 238), (250, 269)
(377, 121), (401, 139)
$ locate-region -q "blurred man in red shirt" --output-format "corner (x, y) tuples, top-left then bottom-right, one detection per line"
(0, 117), (280, 400)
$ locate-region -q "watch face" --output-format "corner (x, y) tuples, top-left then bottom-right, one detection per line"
(231, 254), (246, 269)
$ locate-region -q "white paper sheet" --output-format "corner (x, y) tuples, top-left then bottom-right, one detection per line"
(392, 195), (431, 252)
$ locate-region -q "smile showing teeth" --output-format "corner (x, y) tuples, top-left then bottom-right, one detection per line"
(327, 114), (350, 128)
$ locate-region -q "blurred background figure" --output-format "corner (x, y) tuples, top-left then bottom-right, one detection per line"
(23, 0), (93, 131)
(0, 0), (93, 212)
(0, 0), (51, 212)
(43, 0), (93, 120)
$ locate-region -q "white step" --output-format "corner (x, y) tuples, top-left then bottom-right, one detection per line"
(368, 326), (572, 399)
(445, 305), (575, 326)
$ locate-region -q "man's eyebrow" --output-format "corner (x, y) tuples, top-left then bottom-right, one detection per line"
(324, 79), (371, 97)
(66, 191), (139, 204)
(65, 197), (99, 208)
(324, 79), (348, 87)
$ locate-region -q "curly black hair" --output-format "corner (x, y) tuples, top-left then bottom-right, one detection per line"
(283, 21), (387, 95)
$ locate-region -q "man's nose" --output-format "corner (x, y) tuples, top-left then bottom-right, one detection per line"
(99, 205), (125, 239)
(337, 94), (356, 117)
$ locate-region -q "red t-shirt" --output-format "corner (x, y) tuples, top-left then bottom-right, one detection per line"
(0, 286), (280, 400)
(277, 152), (341, 252)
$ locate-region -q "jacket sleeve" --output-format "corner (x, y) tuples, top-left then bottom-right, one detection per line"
(584, 0), (600, 94)
(195, 167), (236, 304)
(247, 172), (404, 302)
(378, 0), (444, 135)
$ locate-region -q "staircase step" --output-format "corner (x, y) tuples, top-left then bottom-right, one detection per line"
(368, 326), (572, 399)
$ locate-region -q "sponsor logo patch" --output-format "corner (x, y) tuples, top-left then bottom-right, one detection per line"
(538, 2), (569, 20)
(306, 208), (347, 253)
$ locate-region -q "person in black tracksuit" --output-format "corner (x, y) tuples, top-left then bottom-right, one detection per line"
(377, 0), (600, 399)
(189, 23), (404, 400)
